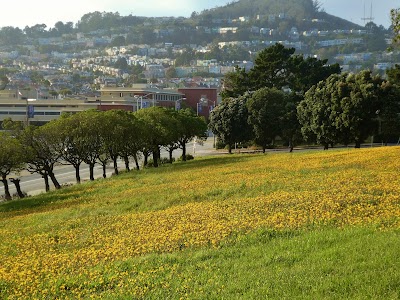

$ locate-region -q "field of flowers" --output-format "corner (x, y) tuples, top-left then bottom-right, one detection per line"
(0, 146), (400, 298)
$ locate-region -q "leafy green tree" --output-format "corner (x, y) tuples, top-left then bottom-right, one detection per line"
(249, 43), (296, 90)
(116, 111), (144, 171)
(0, 133), (25, 200)
(135, 107), (177, 167)
(223, 44), (339, 99)
(23, 24), (47, 38)
(281, 93), (303, 152)
(19, 125), (62, 191)
(247, 88), (286, 152)
(335, 71), (382, 148)
(375, 81), (400, 145)
(101, 110), (129, 175)
(175, 48), (195, 66)
(391, 8), (400, 42)
(298, 71), (388, 149)
(0, 27), (24, 45)
(364, 22), (388, 52)
(386, 64), (400, 85)
(221, 67), (251, 99)
(289, 55), (341, 94)
(174, 109), (207, 161)
(140, 28), (156, 44)
(209, 96), (252, 153)
(52, 21), (74, 36)
(114, 57), (128, 70)
(297, 81), (339, 149)
(48, 113), (92, 184)
(165, 67), (177, 79)
(1, 117), (23, 131)
(111, 36), (126, 47)
(0, 76), (9, 90)
(57, 110), (108, 181)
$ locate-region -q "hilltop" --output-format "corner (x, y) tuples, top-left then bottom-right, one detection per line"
(195, 0), (360, 30)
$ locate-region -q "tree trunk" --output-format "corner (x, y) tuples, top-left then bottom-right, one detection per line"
(102, 163), (107, 178)
(48, 171), (61, 189)
(143, 153), (148, 167)
(74, 165), (81, 184)
(152, 149), (159, 168)
(42, 174), (50, 192)
(1, 175), (11, 200)
(169, 149), (173, 163)
(124, 156), (130, 172)
(182, 143), (187, 161)
(355, 141), (361, 148)
(289, 138), (294, 153)
(113, 157), (119, 175)
(323, 144), (329, 150)
(133, 154), (140, 170)
(10, 178), (25, 198)
(228, 144), (232, 154)
(89, 163), (95, 181)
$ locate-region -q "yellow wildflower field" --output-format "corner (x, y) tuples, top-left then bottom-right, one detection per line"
(0, 147), (399, 298)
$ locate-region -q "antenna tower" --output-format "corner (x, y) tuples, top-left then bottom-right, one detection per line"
(361, 1), (374, 26)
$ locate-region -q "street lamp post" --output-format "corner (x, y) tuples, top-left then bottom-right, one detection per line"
(25, 99), (36, 127)
(134, 93), (154, 111)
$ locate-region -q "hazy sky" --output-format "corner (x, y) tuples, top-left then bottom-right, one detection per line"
(0, 0), (398, 29)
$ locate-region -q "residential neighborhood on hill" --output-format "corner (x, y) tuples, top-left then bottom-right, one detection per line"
(0, 0), (398, 124)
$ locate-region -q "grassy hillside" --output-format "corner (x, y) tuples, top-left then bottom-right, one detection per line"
(1, 147), (400, 299)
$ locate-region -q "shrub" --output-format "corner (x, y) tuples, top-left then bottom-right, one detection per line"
(178, 154), (194, 162)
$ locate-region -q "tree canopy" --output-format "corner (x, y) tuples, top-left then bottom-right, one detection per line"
(209, 95), (252, 153)
(221, 43), (340, 99)
(298, 70), (400, 148)
(247, 88), (286, 152)
(391, 8), (400, 42)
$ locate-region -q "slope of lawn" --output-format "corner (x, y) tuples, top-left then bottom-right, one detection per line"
(0, 146), (400, 299)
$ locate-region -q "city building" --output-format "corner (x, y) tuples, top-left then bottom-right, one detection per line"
(0, 86), (185, 125)
(178, 88), (219, 118)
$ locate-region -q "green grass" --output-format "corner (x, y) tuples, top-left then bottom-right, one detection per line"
(1, 148), (400, 299)
(45, 227), (400, 299)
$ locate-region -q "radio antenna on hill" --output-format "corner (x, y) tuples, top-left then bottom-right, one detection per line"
(361, 1), (374, 26)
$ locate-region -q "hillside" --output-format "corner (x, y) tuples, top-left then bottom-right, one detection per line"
(196, 0), (361, 29)
(1, 147), (400, 298)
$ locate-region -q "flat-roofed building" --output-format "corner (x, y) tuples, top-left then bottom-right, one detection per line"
(0, 86), (185, 126)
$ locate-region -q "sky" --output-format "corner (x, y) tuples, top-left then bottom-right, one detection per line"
(0, 0), (398, 29)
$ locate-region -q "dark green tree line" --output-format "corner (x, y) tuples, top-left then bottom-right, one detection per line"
(298, 70), (400, 148)
(0, 107), (207, 199)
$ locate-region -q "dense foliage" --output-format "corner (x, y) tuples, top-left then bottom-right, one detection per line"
(391, 8), (400, 43)
(298, 70), (400, 148)
(211, 44), (400, 151)
(0, 108), (206, 195)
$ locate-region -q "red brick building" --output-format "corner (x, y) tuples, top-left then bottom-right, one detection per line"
(178, 88), (218, 118)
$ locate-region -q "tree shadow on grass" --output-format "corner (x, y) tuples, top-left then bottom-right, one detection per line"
(0, 155), (253, 216)
(154, 155), (253, 173)
(0, 184), (93, 216)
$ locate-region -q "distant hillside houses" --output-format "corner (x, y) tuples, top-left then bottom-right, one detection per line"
(317, 38), (363, 48)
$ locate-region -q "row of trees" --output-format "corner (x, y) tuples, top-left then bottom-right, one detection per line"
(0, 107), (207, 200)
(209, 44), (400, 152)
